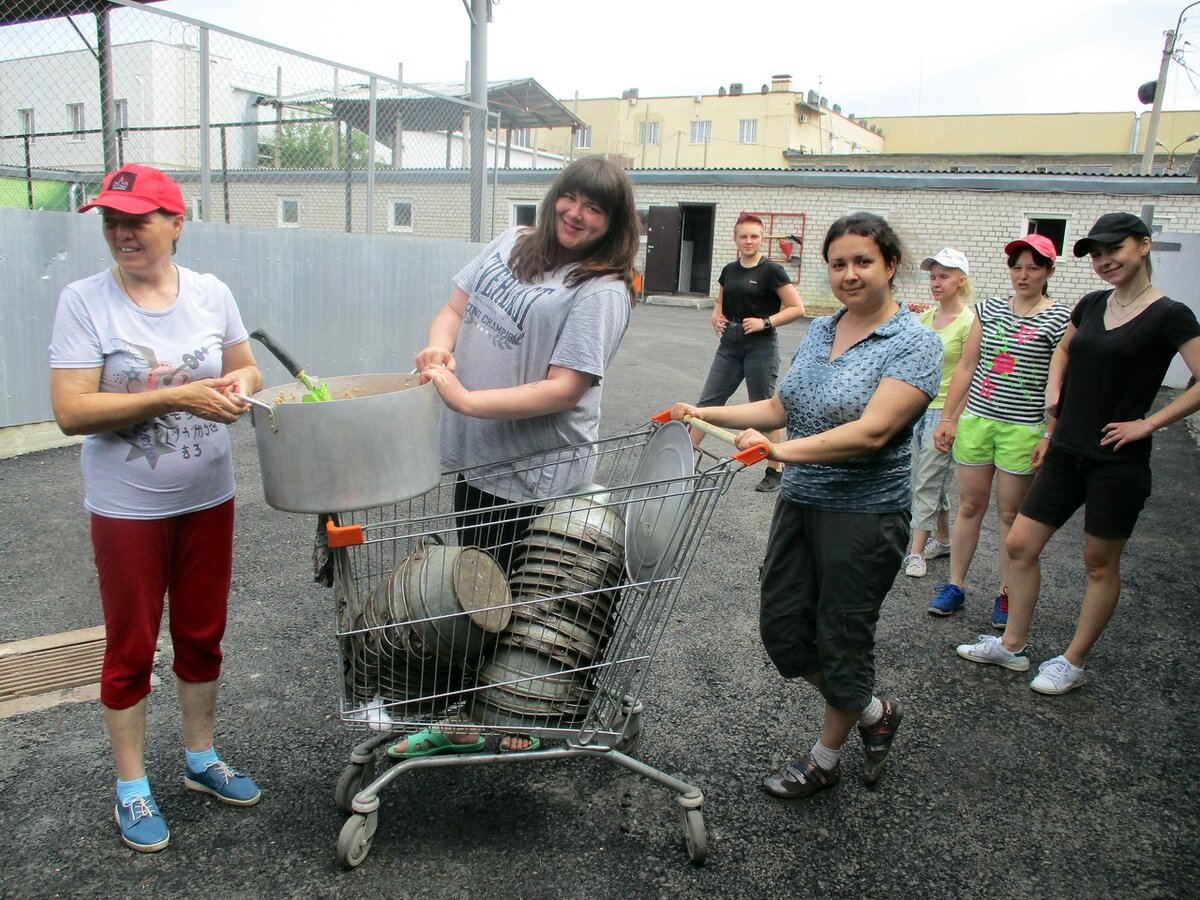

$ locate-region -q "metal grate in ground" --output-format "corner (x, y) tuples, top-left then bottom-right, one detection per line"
(0, 626), (105, 718)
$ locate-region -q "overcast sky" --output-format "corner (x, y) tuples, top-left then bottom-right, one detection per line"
(153, 0), (1200, 117)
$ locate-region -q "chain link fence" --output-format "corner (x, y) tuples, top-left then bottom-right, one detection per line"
(0, 0), (576, 240)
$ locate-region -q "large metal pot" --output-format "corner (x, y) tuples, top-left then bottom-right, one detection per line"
(246, 373), (440, 513)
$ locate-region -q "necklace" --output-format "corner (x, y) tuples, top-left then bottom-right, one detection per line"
(1107, 284), (1154, 325)
(116, 265), (179, 309)
(1010, 294), (1046, 317)
(1111, 282), (1152, 309)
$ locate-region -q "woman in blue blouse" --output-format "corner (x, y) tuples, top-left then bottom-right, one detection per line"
(672, 213), (942, 799)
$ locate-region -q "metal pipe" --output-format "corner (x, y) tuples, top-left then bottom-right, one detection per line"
(199, 27), (212, 221)
(468, 0), (488, 241)
(95, 9), (119, 172)
(366, 76), (377, 236)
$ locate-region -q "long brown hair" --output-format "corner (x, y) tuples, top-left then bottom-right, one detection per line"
(508, 156), (640, 300)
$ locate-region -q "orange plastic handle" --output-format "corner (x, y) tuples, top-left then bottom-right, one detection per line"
(325, 520), (364, 548)
(652, 410), (769, 466)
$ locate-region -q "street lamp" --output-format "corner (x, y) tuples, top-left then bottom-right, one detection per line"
(1154, 131), (1200, 167)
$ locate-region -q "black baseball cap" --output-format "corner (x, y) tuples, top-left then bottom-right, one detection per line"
(1072, 213), (1152, 257)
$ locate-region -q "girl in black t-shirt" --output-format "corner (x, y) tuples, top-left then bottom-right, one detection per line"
(691, 212), (806, 492)
(955, 213), (1200, 695)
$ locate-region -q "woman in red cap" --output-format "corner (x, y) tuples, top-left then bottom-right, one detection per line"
(930, 233), (1071, 627)
(956, 212), (1200, 694)
(49, 164), (263, 852)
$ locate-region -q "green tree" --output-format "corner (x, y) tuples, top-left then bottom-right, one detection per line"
(265, 116), (372, 169)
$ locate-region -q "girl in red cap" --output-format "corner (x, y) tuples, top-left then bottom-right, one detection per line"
(956, 212), (1200, 694)
(930, 233), (1072, 627)
(49, 165), (263, 852)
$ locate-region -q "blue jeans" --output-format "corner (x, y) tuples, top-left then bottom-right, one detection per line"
(696, 322), (780, 406)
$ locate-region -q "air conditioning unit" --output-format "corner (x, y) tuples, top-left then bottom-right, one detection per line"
(692, 95), (702, 104)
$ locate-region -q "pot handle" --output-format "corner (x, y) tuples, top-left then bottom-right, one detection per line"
(233, 392), (279, 432)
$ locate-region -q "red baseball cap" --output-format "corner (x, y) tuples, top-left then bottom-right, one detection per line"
(1003, 232), (1058, 263)
(79, 164), (186, 216)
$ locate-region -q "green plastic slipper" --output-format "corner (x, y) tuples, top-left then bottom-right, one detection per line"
(387, 728), (486, 758)
(499, 735), (541, 754)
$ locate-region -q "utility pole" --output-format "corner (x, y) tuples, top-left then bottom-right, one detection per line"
(1141, 29), (1175, 175)
(1141, 2), (1200, 175)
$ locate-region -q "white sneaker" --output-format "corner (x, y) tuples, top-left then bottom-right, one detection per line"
(923, 538), (952, 560)
(955, 634), (1031, 672)
(1029, 655), (1087, 695)
(903, 553), (927, 577)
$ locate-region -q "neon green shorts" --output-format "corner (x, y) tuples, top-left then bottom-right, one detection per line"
(952, 412), (1043, 475)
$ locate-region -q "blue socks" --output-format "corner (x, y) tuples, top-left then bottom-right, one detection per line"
(116, 775), (152, 805)
(186, 747), (219, 773)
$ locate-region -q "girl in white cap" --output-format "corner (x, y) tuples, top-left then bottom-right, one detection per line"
(902, 249), (974, 578)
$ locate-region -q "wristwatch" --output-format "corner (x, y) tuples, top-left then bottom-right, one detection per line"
(762, 316), (774, 331)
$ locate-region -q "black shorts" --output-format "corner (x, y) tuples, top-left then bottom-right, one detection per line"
(1019, 443), (1151, 540)
(758, 499), (908, 711)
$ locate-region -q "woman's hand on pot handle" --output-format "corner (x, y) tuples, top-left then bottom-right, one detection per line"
(416, 346), (456, 382)
(179, 378), (249, 423)
(422, 363), (472, 414)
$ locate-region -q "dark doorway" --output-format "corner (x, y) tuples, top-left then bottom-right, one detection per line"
(645, 206), (682, 293)
(644, 203), (715, 295)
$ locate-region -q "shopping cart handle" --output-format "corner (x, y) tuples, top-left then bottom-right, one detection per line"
(326, 520), (364, 547)
(650, 410), (769, 466)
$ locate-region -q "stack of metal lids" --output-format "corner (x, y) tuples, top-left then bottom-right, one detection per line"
(468, 490), (626, 728)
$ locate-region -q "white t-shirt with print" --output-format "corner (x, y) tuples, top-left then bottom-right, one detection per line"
(49, 266), (250, 519)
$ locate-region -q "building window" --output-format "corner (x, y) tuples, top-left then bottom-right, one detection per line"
(511, 202), (537, 227)
(115, 98), (129, 132)
(1022, 215), (1069, 256)
(67, 102), (85, 141)
(689, 120), (712, 144)
(389, 199), (414, 233)
(18, 107), (34, 144)
(738, 119), (758, 144)
(636, 207), (649, 243)
(278, 198), (299, 228)
(189, 197), (202, 222)
(638, 121), (659, 146)
(574, 127), (591, 149)
(512, 127), (531, 148)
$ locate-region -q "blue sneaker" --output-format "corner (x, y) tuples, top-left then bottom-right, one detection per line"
(114, 793), (170, 852)
(184, 760), (262, 807)
(928, 583), (966, 616)
(992, 592), (1009, 629)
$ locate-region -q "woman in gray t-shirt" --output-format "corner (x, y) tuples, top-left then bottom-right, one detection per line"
(389, 156), (642, 757)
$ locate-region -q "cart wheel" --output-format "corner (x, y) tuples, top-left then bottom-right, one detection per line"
(681, 807), (707, 865)
(337, 812), (377, 869)
(615, 727), (642, 753)
(334, 763), (367, 814)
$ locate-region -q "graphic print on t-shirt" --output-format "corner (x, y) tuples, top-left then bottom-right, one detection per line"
(462, 250), (556, 350)
(106, 337), (225, 470)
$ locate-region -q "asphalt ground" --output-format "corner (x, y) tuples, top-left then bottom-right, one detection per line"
(1, 303), (1197, 898)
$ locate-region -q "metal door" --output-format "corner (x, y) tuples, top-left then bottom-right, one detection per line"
(644, 206), (683, 293)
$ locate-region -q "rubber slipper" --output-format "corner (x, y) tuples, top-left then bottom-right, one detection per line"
(498, 735), (541, 754)
(387, 728), (486, 758)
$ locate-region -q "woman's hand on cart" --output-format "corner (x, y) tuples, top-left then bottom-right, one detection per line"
(669, 401), (702, 423)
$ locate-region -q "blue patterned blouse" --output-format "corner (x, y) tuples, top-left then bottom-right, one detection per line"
(779, 306), (943, 513)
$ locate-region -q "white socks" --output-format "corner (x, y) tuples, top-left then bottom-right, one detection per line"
(859, 695), (883, 727)
(809, 740), (841, 771)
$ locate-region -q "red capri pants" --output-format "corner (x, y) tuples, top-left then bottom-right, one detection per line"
(91, 499), (234, 709)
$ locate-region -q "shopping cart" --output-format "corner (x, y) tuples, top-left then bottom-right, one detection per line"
(319, 413), (765, 868)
